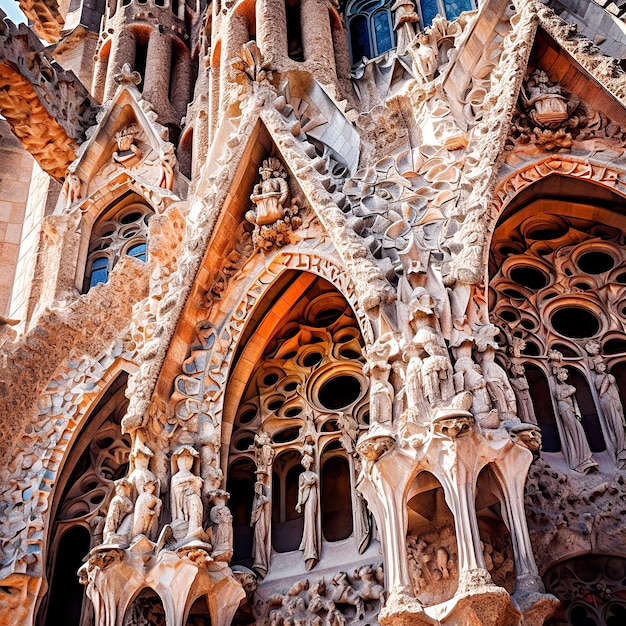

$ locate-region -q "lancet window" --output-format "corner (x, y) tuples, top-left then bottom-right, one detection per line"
(84, 201), (152, 292)
(489, 183), (626, 474)
(346, 0), (396, 63)
(37, 374), (131, 626)
(226, 278), (371, 578)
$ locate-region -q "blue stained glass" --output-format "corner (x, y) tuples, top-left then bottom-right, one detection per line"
(127, 243), (147, 262)
(373, 10), (392, 56)
(350, 15), (371, 61)
(89, 257), (109, 287)
(420, 0), (440, 27)
(444, 0), (472, 20)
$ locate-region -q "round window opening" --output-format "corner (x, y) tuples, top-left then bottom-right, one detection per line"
(577, 251), (615, 274)
(551, 307), (600, 339)
(510, 266), (549, 290)
(318, 375), (362, 410)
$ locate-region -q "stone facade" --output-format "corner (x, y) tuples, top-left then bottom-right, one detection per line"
(1, 0), (626, 624)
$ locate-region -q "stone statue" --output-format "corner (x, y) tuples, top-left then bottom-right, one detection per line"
(364, 335), (395, 424)
(62, 170), (82, 209)
(128, 442), (160, 500)
(553, 367), (598, 474)
(170, 445), (205, 539)
(248, 157), (290, 226)
(402, 339), (428, 421)
(416, 327), (454, 406)
(412, 31), (438, 83)
(251, 473), (271, 578)
(509, 362), (538, 425)
(131, 478), (162, 541)
(113, 124), (142, 163)
(103, 478), (134, 545)
(254, 431), (275, 474)
(479, 346), (518, 421)
(210, 490), (234, 562)
(591, 358), (626, 469)
(296, 453), (319, 570)
(454, 344), (497, 428)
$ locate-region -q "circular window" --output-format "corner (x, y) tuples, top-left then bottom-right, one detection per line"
(318, 374), (362, 410)
(238, 407), (257, 424)
(577, 251), (615, 274)
(551, 307), (600, 339)
(510, 265), (549, 290)
(603, 338), (626, 354)
(263, 372), (280, 386)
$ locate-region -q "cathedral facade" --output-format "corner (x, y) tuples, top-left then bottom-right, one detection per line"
(1, 0), (626, 624)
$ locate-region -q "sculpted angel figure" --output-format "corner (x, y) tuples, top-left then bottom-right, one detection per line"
(296, 453), (319, 570)
(170, 445), (204, 538)
(479, 345), (518, 420)
(416, 327), (454, 406)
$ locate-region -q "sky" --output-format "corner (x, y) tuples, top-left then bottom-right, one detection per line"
(1, 0), (27, 23)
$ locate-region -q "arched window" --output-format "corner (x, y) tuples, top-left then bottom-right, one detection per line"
(418, 0), (474, 28)
(225, 274), (371, 578)
(84, 201), (152, 292)
(37, 374), (131, 626)
(489, 177), (626, 473)
(346, 0), (395, 64)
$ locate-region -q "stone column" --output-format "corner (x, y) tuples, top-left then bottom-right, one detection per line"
(255, 0), (288, 66)
(434, 441), (491, 592)
(300, 0), (336, 81)
(92, 45), (110, 103)
(105, 28), (137, 100)
(143, 30), (173, 115)
(170, 44), (192, 121)
(493, 447), (545, 595)
(220, 13), (249, 113)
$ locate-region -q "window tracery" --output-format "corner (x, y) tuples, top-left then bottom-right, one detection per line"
(227, 283), (371, 578)
(417, 0), (474, 27)
(38, 375), (131, 626)
(346, 0), (396, 63)
(489, 197), (626, 473)
(84, 202), (152, 292)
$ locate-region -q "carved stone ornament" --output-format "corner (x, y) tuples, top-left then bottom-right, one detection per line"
(246, 156), (302, 250)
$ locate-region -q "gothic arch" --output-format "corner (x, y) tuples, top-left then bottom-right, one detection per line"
(220, 266), (372, 580)
(488, 172), (626, 473)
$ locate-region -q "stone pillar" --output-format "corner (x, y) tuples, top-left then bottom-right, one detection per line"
(255, 0), (287, 66)
(171, 45), (192, 121)
(494, 447), (545, 595)
(301, 0), (336, 80)
(143, 30), (173, 113)
(105, 28), (136, 100)
(92, 45), (110, 103)
(220, 13), (249, 113)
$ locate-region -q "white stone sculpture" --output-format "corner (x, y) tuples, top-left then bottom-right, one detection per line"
(553, 366), (598, 474)
(416, 327), (454, 407)
(479, 345), (518, 421)
(251, 473), (271, 579)
(254, 431), (275, 474)
(392, 0), (418, 55)
(131, 478), (162, 541)
(103, 478), (134, 545)
(128, 442), (160, 500)
(61, 170), (82, 209)
(296, 453), (319, 570)
(364, 335), (395, 424)
(454, 344), (497, 428)
(170, 445), (205, 540)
